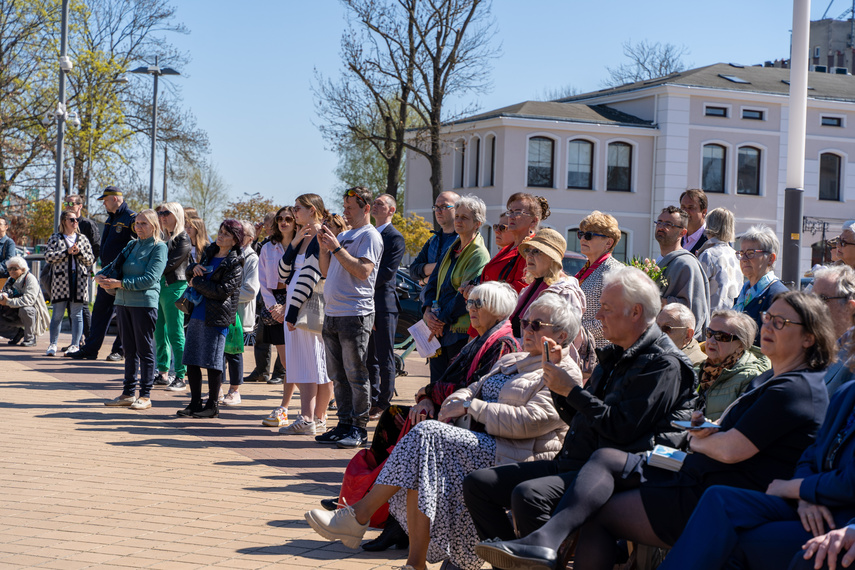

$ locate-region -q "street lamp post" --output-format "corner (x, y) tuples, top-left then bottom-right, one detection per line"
(52, 0), (71, 230)
(130, 56), (180, 209)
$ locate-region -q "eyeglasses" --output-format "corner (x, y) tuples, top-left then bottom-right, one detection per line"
(525, 248), (544, 258)
(761, 311), (804, 330)
(433, 204), (454, 212)
(838, 238), (855, 248)
(275, 215), (294, 224)
(492, 223), (508, 233)
(653, 220), (684, 230)
(507, 209), (532, 218)
(660, 325), (688, 335)
(577, 230), (608, 241)
(156, 210), (171, 217)
(465, 298), (484, 310)
(735, 249), (770, 260)
(7, 266), (22, 272)
(345, 189), (367, 207)
(706, 328), (738, 343)
(817, 294), (847, 303)
(63, 201), (81, 206)
(520, 318), (556, 332)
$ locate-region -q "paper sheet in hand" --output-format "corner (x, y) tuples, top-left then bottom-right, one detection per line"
(408, 320), (441, 358)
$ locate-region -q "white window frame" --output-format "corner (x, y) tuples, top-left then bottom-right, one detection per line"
(817, 149), (847, 202)
(604, 138), (638, 193)
(524, 133), (559, 189)
(566, 136), (597, 191)
(699, 140), (731, 194)
(735, 143), (767, 197)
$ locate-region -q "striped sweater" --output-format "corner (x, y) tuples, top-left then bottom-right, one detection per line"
(278, 236), (323, 325)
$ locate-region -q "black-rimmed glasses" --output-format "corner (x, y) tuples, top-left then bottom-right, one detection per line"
(736, 249), (770, 260)
(653, 220), (684, 230)
(465, 299), (484, 310)
(761, 311), (803, 330)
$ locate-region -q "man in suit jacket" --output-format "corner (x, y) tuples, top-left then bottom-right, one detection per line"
(680, 188), (709, 256)
(367, 194), (406, 418)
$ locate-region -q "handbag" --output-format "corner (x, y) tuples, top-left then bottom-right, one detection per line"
(100, 241), (133, 296)
(295, 279), (325, 334)
(39, 263), (53, 303)
(261, 288), (289, 327)
(175, 287), (203, 315)
(338, 448), (390, 528)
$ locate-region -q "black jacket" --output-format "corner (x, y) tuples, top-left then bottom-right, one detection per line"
(552, 324), (698, 472)
(189, 244), (244, 328)
(163, 232), (192, 285)
(374, 224), (406, 313)
(744, 279), (790, 346)
(100, 201), (136, 265)
(685, 232), (709, 256)
(77, 216), (101, 262)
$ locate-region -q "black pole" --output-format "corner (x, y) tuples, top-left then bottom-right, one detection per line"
(781, 187), (804, 288)
(53, 0), (69, 229)
(148, 57), (159, 209)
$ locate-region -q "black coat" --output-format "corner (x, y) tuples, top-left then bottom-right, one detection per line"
(551, 324), (698, 472)
(163, 232), (192, 285)
(743, 279), (790, 346)
(189, 245), (244, 327)
(374, 224), (406, 313)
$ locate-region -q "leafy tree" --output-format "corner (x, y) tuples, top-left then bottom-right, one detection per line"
(391, 212), (432, 257)
(334, 131), (405, 211)
(222, 194), (279, 226)
(604, 40), (689, 87)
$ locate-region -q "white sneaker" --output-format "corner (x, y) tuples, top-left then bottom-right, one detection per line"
(64, 345), (79, 356)
(217, 387), (224, 404)
(280, 416), (317, 436)
(46, 344), (57, 356)
(315, 417), (327, 433)
(304, 504), (369, 549)
(222, 391), (241, 406)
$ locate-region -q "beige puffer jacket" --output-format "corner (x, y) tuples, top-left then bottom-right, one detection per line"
(449, 351), (576, 465)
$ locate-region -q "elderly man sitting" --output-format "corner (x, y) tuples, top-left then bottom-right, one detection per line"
(812, 265), (855, 395)
(0, 256), (49, 346)
(657, 303), (706, 365)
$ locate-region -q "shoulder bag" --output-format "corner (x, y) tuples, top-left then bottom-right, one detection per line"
(295, 279), (325, 334)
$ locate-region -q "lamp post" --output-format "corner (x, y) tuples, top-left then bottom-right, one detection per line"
(130, 56), (180, 208)
(52, 0), (71, 230)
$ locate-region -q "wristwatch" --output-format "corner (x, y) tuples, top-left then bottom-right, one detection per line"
(462, 400), (470, 410)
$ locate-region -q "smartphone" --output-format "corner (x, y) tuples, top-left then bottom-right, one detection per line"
(543, 339), (550, 363)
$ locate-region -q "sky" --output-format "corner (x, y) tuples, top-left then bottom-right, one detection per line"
(165, 0), (841, 210)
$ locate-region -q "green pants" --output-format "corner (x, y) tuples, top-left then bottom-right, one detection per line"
(154, 278), (187, 379)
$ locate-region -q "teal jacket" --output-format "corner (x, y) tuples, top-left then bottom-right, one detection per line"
(99, 237), (167, 309)
(695, 345), (771, 421)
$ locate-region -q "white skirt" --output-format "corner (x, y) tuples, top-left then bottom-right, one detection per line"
(283, 254), (329, 384)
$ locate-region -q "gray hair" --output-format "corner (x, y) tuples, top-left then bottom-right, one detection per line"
(710, 309), (758, 352)
(602, 266), (661, 326)
(455, 194), (486, 225)
(843, 220), (855, 234)
(6, 256), (26, 270)
(240, 220), (256, 242)
(705, 207), (735, 243)
(524, 292), (581, 347)
(661, 303), (696, 329)
(469, 281), (517, 321)
(739, 224), (780, 265)
(814, 265), (855, 301)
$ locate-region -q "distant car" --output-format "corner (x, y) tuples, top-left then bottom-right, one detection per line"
(15, 246), (33, 257)
(562, 251), (587, 277)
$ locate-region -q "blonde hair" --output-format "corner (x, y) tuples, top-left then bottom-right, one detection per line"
(158, 201), (185, 238)
(296, 193), (329, 222)
(579, 210), (621, 251)
(135, 209), (162, 243)
(187, 216), (209, 258)
(524, 259), (564, 286)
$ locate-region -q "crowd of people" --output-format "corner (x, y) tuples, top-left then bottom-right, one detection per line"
(2, 185), (855, 570)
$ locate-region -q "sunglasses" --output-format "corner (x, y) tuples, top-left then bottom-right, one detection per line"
(735, 249), (770, 260)
(705, 328), (738, 342)
(520, 318), (556, 332)
(64, 201), (81, 206)
(660, 325), (687, 335)
(577, 230), (607, 241)
(492, 223), (508, 233)
(156, 210), (171, 217)
(345, 189), (367, 207)
(465, 298), (484, 310)
(275, 215), (294, 223)
(66, 218), (79, 224)
(761, 311), (804, 330)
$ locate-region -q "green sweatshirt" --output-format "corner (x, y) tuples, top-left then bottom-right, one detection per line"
(100, 237), (167, 309)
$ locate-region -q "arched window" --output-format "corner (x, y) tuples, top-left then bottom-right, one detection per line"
(702, 144), (726, 193)
(567, 140), (594, 189)
(527, 136), (554, 187)
(736, 146), (761, 195)
(485, 135), (496, 186)
(819, 153), (842, 201)
(468, 137), (481, 187)
(453, 139), (465, 189)
(607, 142), (632, 191)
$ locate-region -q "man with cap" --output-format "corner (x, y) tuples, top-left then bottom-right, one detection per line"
(68, 186), (136, 361)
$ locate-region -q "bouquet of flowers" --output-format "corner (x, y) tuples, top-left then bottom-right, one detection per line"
(627, 256), (667, 291)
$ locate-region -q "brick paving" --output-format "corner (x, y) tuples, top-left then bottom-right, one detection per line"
(0, 332), (437, 569)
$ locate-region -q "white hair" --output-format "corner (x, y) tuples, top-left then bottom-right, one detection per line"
(525, 292), (581, 347)
(603, 266), (661, 326)
(814, 265), (855, 301)
(469, 281), (517, 320)
(661, 303), (696, 329)
(6, 256), (27, 270)
(739, 224), (780, 266)
(455, 194), (487, 225)
(843, 220), (855, 234)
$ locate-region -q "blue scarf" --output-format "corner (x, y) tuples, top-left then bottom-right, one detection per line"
(734, 272), (777, 311)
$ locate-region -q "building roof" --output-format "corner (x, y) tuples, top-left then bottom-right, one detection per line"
(451, 101), (654, 128)
(559, 62), (855, 103)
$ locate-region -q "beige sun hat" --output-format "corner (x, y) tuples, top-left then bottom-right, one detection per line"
(517, 228), (566, 265)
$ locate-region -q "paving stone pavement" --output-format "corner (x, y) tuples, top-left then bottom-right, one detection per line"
(0, 333), (439, 569)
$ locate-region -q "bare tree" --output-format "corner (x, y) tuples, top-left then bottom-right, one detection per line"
(604, 40), (689, 87)
(534, 83), (581, 101)
(175, 161), (229, 231)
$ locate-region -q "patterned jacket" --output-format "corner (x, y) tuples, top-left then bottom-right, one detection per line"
(697, 237), (742, 313)
(44, 232), (95, 303)
(579, 255), (624, 348)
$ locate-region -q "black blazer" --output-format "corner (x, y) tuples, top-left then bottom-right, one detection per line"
(685, 232), (709, 256)
(743, 278), (790, 345)
(373, 224), (406, 313)
(163, 232), (192, 285)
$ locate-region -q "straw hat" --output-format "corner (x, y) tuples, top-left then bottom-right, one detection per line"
(518, 228), (566, 265)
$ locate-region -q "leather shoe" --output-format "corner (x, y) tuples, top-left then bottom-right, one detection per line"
(474, 539), (557, 570)
(7, 329), (24, 345)
(368, 406), (384, 421)
(67, 349), (97, 360)
(320, 497), (338, 511)
(362, 515), (409, 551)
(244, 371), (268, 383)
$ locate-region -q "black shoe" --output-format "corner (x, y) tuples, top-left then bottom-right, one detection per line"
(320, 497), (338, 511)
(20, 338), (37, 347)
(267, 375), (284, 385)
(177, 401), (204, 417)
(244, 371), (268, 383)
(328, 399), (337, 411)
(60, 345), (71, 352)
(315, 423), (350, 444)
(7, 329), (24, 345)
(153, 373), (170, 386)
(474, 539), (557, 570)
(67, 349), (96, 360)
(336, 426), (369, 449)
(167, 378), (187, 391)
(191, 400), (219, 418)
(106, 352), (123, 362)
(362, 515), (409, 551)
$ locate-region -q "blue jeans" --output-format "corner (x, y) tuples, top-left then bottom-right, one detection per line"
(322, 314), (374, 429)
(49, 300), (84, 346)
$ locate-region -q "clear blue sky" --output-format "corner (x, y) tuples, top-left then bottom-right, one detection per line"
(167, 0), (836, 210)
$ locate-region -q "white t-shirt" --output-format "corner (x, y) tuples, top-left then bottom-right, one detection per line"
(324, 224), (383, 317)
(63, 233), (78, 271)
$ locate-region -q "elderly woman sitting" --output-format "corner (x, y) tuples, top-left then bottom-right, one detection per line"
(697, 309), (770, 420)
(305, 292), (580, 570)
(0, 256), (49, 346)
(735, 224), (789, 345)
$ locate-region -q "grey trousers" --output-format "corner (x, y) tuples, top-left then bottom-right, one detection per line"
(0, 305), (38, 340)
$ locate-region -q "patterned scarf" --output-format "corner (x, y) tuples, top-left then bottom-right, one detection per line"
(699, 348), (745, 395)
